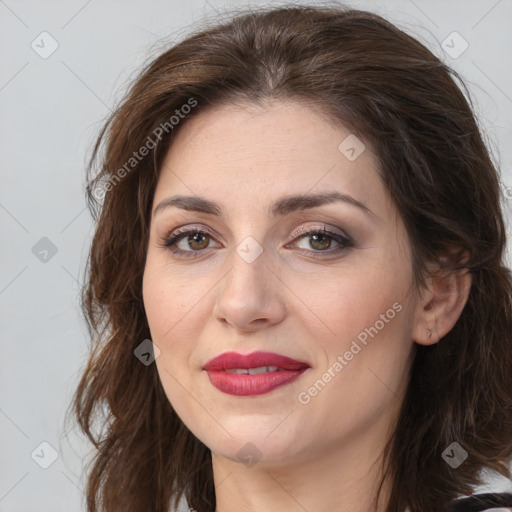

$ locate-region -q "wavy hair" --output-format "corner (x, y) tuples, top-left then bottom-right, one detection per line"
(71, 4), (512, 511)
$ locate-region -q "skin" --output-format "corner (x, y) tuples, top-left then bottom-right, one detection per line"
(142, 99), (471, 512)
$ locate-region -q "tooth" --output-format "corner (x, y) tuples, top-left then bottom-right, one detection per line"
(248, 366), (270, 375)
(225, 366), (282, 375)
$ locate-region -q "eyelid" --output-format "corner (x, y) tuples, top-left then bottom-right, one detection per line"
(289, 223), (351, 242)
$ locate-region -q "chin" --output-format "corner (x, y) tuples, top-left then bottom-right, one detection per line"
(202, 422), (308, 468)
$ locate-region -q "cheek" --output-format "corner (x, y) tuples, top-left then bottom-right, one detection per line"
(318, 275), (413, 417)
(142, 269), (200, 423)
(142, 260), (213, 400)
(142, 257), (210, 343)
(293, 261), (408, 347)
(142, 268), (192, 399)
(295, 254), (414, 412)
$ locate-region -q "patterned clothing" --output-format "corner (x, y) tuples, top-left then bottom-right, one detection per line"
(443, 492), (512, 512)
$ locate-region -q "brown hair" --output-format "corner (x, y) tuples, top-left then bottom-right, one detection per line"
(71, 4), (512, 512)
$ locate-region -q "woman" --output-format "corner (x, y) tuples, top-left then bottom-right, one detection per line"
(73, 5), (512, 512)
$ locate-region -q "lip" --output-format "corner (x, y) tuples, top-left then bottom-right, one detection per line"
(203, 351), (311, 396)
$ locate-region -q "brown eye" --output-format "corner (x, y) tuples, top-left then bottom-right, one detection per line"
(184, 232), (210, 251)
(288, 226), (353, 258)
(163, 228), (219, 258)
(306, 233), (337, 251)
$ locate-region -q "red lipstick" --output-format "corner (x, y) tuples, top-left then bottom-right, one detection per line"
(203, 351), (310, 396)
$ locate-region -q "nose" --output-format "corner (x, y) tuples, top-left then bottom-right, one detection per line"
(212, 243), (286, 333)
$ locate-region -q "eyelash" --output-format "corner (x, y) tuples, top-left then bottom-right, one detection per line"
(160, 224), (354, 259)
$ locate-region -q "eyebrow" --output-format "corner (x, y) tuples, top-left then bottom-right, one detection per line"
(153, 191), (376, 219)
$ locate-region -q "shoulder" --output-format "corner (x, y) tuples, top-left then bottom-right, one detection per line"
(444, 492), (512, 512)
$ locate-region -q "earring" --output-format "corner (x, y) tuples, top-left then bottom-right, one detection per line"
(427, 328), (432, 338)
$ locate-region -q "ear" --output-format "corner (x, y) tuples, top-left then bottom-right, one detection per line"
(412, 251), (472, 346)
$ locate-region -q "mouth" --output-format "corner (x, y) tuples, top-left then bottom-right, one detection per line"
(203, 351), (311, 396)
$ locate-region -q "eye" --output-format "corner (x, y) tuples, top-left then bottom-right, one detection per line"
(161, 227), (219, 258)
(160, 224), (353, 259)
(287, 225), (353, 258)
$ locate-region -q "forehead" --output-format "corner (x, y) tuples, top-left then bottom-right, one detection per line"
(154, 99), (392, 219)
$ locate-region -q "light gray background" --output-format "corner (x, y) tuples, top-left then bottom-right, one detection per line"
(1, 1), (511, 511)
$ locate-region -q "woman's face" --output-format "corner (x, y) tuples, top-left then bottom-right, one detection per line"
(143, 99), (420, 468)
